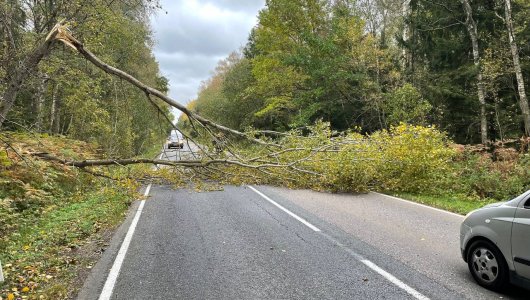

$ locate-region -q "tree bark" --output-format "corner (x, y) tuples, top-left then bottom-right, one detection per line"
(49, 83), (58, 133)
(32, 152), (305, 170)
(35, 74), (48, 131)
(504, 0), (530, 136)
(460, 0), (488, 144)
(401, 0), (411, 69)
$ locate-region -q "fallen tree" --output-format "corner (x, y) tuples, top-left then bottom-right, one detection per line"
(2, 23), (457, 195)
(13, 23), (324, 183)
(46, 23), (275, 148)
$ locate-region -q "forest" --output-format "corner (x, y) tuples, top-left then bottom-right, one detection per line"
(0, 1), (174, 298)
(0, 0), (172, 157)
(1, 1), (530, 298)
(182, 0), (530, 146)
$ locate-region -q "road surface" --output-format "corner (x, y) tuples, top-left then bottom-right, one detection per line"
(78, 147), (528, 299)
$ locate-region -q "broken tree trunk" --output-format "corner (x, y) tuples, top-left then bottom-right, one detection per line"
(0, 28), (60, 129)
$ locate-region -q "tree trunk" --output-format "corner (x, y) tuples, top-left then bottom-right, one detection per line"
(49, 83), (58, 133)
(460, 0), (488, 144)
(401, 0), (411, 70)
(0, 31), (58, 129)
(35, 74), (48, 131)
(504, 0), (530, 136)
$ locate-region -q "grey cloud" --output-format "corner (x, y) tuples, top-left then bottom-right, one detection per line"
(152, 0), (258, 56)
(154, 20), (248, 56)
(167, 80), (200, 102)
(204, 0), (265, 12)
(151, 0), (265, 109)
(156, 52), (223, 79)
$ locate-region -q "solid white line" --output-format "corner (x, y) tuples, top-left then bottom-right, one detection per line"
(372, 192), (464, 218)
(361, 259), (430, 300)
(248, 186), (320, 232)
(98, 183), (151, 300)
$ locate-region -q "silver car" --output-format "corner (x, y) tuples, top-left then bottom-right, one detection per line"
(460, 190), (530, 291)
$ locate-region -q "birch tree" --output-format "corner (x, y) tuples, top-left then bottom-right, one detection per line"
(503, 0), (530, 136)
(460, 0), (488, 144)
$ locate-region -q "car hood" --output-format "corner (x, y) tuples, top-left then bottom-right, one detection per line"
(466, 201), (506, 217)
(481, 201), (506, 209)
(480, 201), (506, 209)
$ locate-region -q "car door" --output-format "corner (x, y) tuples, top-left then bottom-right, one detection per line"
(512, 195), (530, 279)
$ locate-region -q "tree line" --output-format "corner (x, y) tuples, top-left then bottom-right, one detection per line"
(181, 0), (530, 145)
(0, 0), (172, 157)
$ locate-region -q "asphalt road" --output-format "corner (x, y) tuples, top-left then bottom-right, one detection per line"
(78, 148), (529, 300)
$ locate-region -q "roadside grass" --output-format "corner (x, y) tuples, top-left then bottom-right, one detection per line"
(0, 184), (134, 300)
(388, 193), (498, 215)
(0, 131), (148, 299)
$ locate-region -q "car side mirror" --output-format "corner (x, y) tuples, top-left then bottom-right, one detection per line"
(524, 199), (530, 209)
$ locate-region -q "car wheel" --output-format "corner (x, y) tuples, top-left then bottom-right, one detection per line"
(467, 240), (509, 292)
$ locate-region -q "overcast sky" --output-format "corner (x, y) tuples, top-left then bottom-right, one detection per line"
(150, 0), (265, 118)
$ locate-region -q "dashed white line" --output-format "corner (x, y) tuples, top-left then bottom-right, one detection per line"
(249, 186), (430, 300)
(248, 186), (321, 232)
(98, 183), (151, 300)
(361, 259), (430, 300)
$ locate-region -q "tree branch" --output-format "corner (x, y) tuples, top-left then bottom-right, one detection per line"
(48, 24), (279, 147)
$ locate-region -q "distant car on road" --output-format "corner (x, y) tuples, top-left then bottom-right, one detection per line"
(460, 190), (530, 291)
(166, 131), (184, 149)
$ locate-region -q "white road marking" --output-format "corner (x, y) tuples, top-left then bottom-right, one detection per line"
(98, 184), (151, 300)
(0, 260), (4, 282)
(372, 192), (464, 218)
(361, 259), (430, 300)
(319, 233), (430, 300)
(250, 186), (430, 300)
(248, 186), (321, 232)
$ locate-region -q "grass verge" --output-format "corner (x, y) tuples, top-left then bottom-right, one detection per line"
(0, 186), (133, 299)
(390, 192), (498, 215)
(0, 132), (144, 300)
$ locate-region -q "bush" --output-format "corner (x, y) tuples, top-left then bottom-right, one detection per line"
(257, 122), (456, 194)
(368, 124), (455, 192)
(443, 151), (530, 201)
